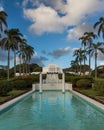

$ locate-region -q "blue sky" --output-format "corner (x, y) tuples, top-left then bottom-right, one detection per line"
(0, 0), (104, 69)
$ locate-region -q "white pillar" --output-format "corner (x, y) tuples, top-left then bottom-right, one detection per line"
(39, 73), (42, 93)
(62, 73), (65, 93)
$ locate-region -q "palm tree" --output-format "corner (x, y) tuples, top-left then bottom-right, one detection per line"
(88, 42), (104, 78)
(70, 59), (79, 74)
(0, 11), (8, 32)
(73, 48), (84, 75)
(0, 28), (22, 80)
(10, 29), (23, 77)
(24, 44), (34, 74)
(79, 35), (87, 75)
(94, 17), (104, 39)
(83, 32), (97, 76)
(17, 38), (27, 76)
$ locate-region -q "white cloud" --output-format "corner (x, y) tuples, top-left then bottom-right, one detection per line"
(48, 47), (72, 58)
(67, 23), (95, 40)
(23, 0), (104, 36)
(99, 62), (104, 66)
(23, 4), (64, 35)
(0, 5), (4, 11)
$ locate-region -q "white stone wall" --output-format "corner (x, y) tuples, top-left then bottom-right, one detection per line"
(32, 83), (72, 91)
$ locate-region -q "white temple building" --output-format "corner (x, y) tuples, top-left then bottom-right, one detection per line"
(42, 64), (63, 73)
(32, 63), (72, 92)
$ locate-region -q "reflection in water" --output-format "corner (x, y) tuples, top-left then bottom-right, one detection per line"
(0, 91), (104, 130)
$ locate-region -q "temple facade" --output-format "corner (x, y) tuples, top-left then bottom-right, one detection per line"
(42, 64), (63, 73)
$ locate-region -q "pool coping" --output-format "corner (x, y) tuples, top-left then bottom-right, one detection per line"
(70, 90), (104, 112)
(0, 90), (34, 113)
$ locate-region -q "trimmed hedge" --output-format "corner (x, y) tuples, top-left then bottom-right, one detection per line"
(76, 79), (92, 89)
(69, 76), (93, 88)
(0, 75), (39, 96)
(94, 79), (104, 95)
(0, 81), (13, 96)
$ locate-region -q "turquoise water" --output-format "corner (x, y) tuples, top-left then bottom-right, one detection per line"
(0, 91), (104, 130)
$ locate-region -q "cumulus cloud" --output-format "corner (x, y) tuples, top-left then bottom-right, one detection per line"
(30, 55), (48, 66)
(23, 4), (64, 35)
(67, 23), (95, 40)
(23, 0), (104, 36)
(48, 47), (72, 58)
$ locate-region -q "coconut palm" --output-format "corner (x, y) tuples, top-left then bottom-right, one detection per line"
(83, 32), (97, 76)
(0, 11), (8, 32)
(0, 28), (22, 80)
(88, 42), (104, 78)
(24, 44), (34, 74)
(70, 59), (79, 74)
(79, 35), (87, 75)
(73, 48), (85, 75)
(10, 29), (23, 77)
(17, 39), (27, 75)
(94, 17), (104, 39)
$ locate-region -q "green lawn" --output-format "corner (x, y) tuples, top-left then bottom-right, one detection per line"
(74, 88), (104, 103)
(0, 90), (28, 104)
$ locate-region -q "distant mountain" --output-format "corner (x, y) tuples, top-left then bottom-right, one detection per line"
(10, 63), (42, 73)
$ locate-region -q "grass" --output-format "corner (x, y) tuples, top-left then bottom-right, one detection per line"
(74, 88), (104, 104)
(0, 90), (28, 104)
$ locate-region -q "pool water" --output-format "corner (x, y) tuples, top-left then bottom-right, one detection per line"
(0, 91), (104, 130)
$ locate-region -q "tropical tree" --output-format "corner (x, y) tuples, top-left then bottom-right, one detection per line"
(88, 42), (104, 78)
(83, 32), (97, 76)
(17, 38), (27, 76)
(94, 17), (104, 39)
(79, 35), (87, 75)
(0, 28), (22, 80)
(73, 48), (85, 75)
(0, 11), (8, 33)
(70, 59), (79, 74)
(10, 29), (23, 77)
(24, 44), (34, 74)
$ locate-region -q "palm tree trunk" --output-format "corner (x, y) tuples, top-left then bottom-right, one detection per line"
(83, 45), (86, 75)
(89, 51), (91, 77)
(7, 48), (10, 80)
(95, 52), (97, 78)
(14, 50), (16, 77)
(19, 55), (21, 76)
(80, 61), (81, 75)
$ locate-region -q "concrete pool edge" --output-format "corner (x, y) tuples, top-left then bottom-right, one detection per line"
(0, 90), (34, 113)
(70, 90), (104, 112)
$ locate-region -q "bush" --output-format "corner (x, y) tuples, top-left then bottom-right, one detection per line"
(94, 79), (104, 95)
(76, 79), (92, 89)
(13, 79), (29, 90)
(0, 81), (13, 96)
(70, 76), (93, 88)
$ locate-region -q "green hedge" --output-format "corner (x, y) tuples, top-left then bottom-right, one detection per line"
(0, 81), (13, 96)
(69, 76), (93, 88)
(76, 79), (92, 89)
(0, 75), (39, 96)
(94, 79), (104, 95)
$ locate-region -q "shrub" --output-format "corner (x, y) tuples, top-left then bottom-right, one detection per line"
(76, 79), (92, 89)
(94, 79), (104, 95)
(70, 76), (93, 88)
(0, 81), (13, 96)
(13, 79), (29, 90)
